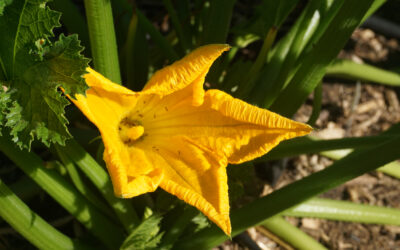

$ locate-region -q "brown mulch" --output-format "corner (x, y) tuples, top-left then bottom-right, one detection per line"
(218, 28), (400, 250)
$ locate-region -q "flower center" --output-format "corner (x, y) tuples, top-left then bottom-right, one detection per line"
(118, 118), (144, 145)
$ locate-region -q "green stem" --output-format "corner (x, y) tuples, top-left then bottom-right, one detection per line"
(63, 139), (140, 231)
(308, 81), (322, 126)
(326, 59), (400, 87)
(285, 197), (400, 225)
(378, 161), (400, 179)
(0, 136), (124, 249)
(0, 178), (84, 250)
(56, 147), (116, 219)
(84, 0), (121, 83)
(261, 216), (326, 250)
(260, 135), (392, 161)
(319, 145), (400, 180)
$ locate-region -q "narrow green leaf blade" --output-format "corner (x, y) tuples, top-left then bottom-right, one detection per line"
(200, 0), (236, 44)
(259, 135), (391, 161)
(270, 0), (374, 116)
(261, 216), (327, 250)
(285, 198), (400, 226)
(326, 59), (400, 87)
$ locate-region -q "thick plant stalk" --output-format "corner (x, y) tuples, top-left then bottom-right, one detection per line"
(62, 139), (140, 231)
(0, 179), (84, 250)
(285, 198), (400, 225)
(84, 0), (121, 83)
(261, 216), (326, 250)
(0, 136), (124, 249)
(326, 59), (400, 87)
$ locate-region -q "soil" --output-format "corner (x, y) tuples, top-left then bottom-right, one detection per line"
(216, 28), (400, 250)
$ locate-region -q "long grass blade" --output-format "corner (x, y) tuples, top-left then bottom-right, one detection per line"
(285, 198), (400, 226)
(270, 0), (374, 117)
(261, 216), (327, 250)
(326, 59), (400, 87)
(200, 0), (236, 44)
(260, 134), (392, 161)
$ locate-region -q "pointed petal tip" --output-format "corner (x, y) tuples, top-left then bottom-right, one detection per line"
(142, 44), (230, 97)
(295, 122), (314, 136)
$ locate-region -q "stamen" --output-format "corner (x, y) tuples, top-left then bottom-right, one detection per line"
(118, 118), (145, 145)
(125, 126), (144, 140)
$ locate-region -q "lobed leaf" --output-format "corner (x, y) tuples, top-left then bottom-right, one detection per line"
(0, 0), (89, 149)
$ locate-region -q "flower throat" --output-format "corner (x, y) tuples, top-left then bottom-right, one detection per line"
(118, 117), (144, 145)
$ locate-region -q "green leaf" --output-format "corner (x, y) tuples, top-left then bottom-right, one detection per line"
(9, 35), (88, 148)
(0, 88), (13, 135)
(200, 0), (236, 44)
(121, 215), (164, 250)
(270, 0), (374, 116)
(0, 0), (60, 79)
(0, 0), (12, 15)
(0, 1), (89, 148)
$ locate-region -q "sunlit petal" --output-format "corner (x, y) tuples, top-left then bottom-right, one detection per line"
(143, 44), (229, 106)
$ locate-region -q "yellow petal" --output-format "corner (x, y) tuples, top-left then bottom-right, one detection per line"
(141, 85), (312, 165)
(103, 146), (163, 198)
(70, 69), (163, 198)
(84, 67), (135, 95)
(131, 82), (311, 235)
(142, 44), (230, 105)
(203, 89), (313, 163)
(133, 135), (231, 235)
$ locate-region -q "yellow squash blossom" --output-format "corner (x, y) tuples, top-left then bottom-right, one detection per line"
(70, 44), (312, 235)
